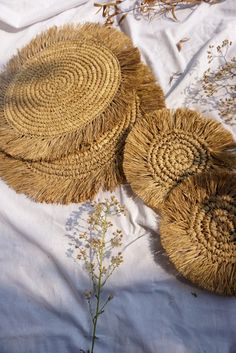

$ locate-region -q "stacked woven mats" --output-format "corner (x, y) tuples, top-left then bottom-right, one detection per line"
(0, 23), (235, 296)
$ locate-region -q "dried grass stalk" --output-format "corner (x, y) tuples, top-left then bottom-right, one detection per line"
(95, 0), (222, 24)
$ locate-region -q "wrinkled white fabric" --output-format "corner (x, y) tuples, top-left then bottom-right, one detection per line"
(0, 1), (236, 352)
(0, 0), (88, 28)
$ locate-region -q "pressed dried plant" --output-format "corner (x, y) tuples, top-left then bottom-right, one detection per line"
(66, 196), (126, 353)
(184, 39), (236, 126)
(94, 0), (222, 25)
(94, 1), (122, 26)
(176, 37), (190, 51)
(135, 0), (220, 21)
(169, 71), (183, 85)
(202, 39), (236, 125)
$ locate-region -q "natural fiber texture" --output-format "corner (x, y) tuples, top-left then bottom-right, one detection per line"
(0, 23), (160, 161)
(137, 63), (165, 113)
(159, 171), (236, 296)
(123, 108), (236, 209)
(0, 98), (138, 204)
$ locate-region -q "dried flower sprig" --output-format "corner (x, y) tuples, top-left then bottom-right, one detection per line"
(94, 1), (124, 26)
(136, 0), (221, 21)
(202, 39), (236, 124)
(94, 0), (222, 25)
(184, 39), (236, 126)
(74, 196), (126, 353)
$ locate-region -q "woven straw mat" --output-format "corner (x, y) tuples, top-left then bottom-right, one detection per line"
(123, 108), (236, 210)
(160, 171), (236, 296)
(0, 97), (138, 204)
(0, 23), (157, 161)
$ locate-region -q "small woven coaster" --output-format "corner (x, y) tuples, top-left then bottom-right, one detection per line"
(0, 98), (138, 204)
(123, 108), (236, 209)
(160, 171), (236, 296)
(0, 23), (163, 161)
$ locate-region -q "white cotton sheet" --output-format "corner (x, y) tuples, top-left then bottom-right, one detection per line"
(0, 0), (88, 28)
(0, 1), (236, 352)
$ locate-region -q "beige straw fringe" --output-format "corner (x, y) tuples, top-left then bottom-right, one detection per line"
(0, 97), (139, 204)
(137, 63), (165, 113)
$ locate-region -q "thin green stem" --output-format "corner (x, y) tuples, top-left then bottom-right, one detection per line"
(90, 219), (108, 353)
(98, 296), (112, 314)
(90, 281), (101, 353)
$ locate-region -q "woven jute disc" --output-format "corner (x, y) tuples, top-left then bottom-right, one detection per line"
(0, 97), (138, 204)
(160, 171), (236, 296)
(0, 23), (164, 161)
(123, 108), (236, 209)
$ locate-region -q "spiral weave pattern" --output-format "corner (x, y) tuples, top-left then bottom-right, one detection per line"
(5, 41), (121, 136)
(191, 195), (236, 263)
(149, 131), (210, 188)
(123, 108), (236, 209)
(160, 172), (236, 296)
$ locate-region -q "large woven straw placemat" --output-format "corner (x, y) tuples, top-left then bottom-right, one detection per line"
(159, 171), (236, 296)
(0, 97), (138, 204)
(123, 108), (236, 209)
(0, 23), (163, 161)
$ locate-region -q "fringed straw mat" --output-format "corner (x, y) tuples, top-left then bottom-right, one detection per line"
(160, 172), (236, 296)
(0, 23), (164, 161)
(123, 108), (236, 209)
(0, 98), (138, 204)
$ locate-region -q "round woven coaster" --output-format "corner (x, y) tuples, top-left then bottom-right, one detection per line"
(160, 171), (236, 296)
(0, 97), (138, 204)
(0, 23), (160, 161)
(123, 108), (236, 209)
